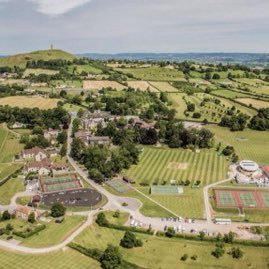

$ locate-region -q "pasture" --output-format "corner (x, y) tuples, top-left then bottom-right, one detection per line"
(0, 248), (100, 269)
(123, 147), (229, 186)
(167, 93), (188, 119)
(82, 80), (125, 91)
(236, 98), (269, 109)
(69, 64), (103, 74)
(127, 81), (159, 92)
(211, 89), (251, 99)
(0, 96), (60, 109)
(73, 224), (269, 269)
(117, 67), (185, 81)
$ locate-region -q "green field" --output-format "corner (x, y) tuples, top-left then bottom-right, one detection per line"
(117, 67), (185, 81)
(0, 216), (86, 247)
(149, 81), (180, 92)
(0, 49), (75, 68)
(0, 248), (100, 269)
(0, 178), (24, 205)
(211, 89), (251, 99)
(123, 147), (229, 185)
(74, 224), (269, 269)
(24, 68), (59, 76)
(69, 64), (103, 74)
(208, 125), (269, 164)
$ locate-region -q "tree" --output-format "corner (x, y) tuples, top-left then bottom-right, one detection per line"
(60, 143), (67, 157)
(229, 247), (244, 259)
(140, 128), (158, 145)
(100, 244), (122, 269)
(212, 243), (225, 258)
(181, 254), (188, 261)
(1, 210), (11, 221)
(187, 103), (195, 112)
(89, 168), (105, 184)
(96, 212), (109, 226)
(212, 73), (221, 79)
(51, 203), (66, 218)
(165, 227), (176, 238)
(223, 232), (234, 243)
(32, 126), (44, 135)
(28, 212), (36, 223)
(120, 231), (143, 249)
(57, 131), (67, 144)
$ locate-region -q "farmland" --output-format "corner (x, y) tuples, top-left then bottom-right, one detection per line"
(24, 68), (59, 76)
(82, 80), (125, 91)
(208, 125), (269, 164)
(149, 81), (179, 92)
(74, 224), (269, 269)
(117, 67), (185, 81)
(236, 98), (269, 109)
(0, 96), (60, 109)
(123, 147), (229, 186)
(127, 80), (159, 92)
(211, 89), (251, 99)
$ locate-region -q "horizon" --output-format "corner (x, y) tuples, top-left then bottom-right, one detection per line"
(1, 0), (269, 54)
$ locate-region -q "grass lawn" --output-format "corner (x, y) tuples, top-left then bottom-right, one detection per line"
(0, 163), (23, 181)
(167, 92), (188, 119)
(104, 185), (174, 218)
(207, 125), (269, 164)
(63, 103), (83, 112)
(123, 147), (229, 186)
(0, 177), (24, 205)
(138, 187), (204, 219)
(104, 211), (129, 225)
(74, 224), (269, 269)
(0, 248), (100, 269)
(22, 216), (86, 247)
(0, 216), (86, 247)
(117, 67), (185, 81)
(0, 96), (60, 109)
(69, 64), (103, 75)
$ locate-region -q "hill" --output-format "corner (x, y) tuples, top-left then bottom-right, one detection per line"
(0, 49), (76, 67)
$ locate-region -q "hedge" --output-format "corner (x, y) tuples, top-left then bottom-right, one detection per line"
(68, 243), (146, 269)
(13, 224), (46, 238)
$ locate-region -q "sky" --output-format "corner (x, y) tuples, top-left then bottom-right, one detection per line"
(0, 0), (269, 55)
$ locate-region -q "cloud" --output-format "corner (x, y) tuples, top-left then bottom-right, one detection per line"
(28, 0), (93, 16)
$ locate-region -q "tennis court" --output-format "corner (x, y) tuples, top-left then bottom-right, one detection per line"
(106, 180), (131, 193)
(40, 174), (82, 193)
(214, 188), (269, 209)
(150, 185), (184, 195)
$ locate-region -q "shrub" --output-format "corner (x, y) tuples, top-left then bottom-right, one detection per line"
(229, 247), (244, 259)
(191, 255), (198, 260)
(165, 227), (176, 238)
(120, 231), (143, 249)
(181, 254), (188, 261)
(51, 203), (66, 218)
(96, 212), (109, 226)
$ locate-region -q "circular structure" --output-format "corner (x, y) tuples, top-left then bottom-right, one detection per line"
(239, 160), (259, 172)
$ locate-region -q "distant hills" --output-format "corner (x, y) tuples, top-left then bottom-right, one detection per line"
(0, 49), (75, 67)
(1, 50), (269, 67)
(79, 52), (269, 66)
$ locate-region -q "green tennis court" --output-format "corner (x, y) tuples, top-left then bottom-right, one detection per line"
(106, 180), (131, 193)
(239, 192), (257, 207)
(261, 193), (269, 207)
(45, 181), (80, 192)
(217, 191), (237, 207)
(150, 185), (183, 195)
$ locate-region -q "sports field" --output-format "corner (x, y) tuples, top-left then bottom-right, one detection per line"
(207, 125), (269, 164)
(214, 188), (269, 209)
(106, 180), (131, 193)
(123, 147), (229, 185)
(0, 96), (60, 109)
(40, 174), (82, 193)
(73, 224), (269, 269)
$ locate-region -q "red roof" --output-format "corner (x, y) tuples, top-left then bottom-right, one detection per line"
(263, 166), (269, 174)
(22, 147), (46, 156)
